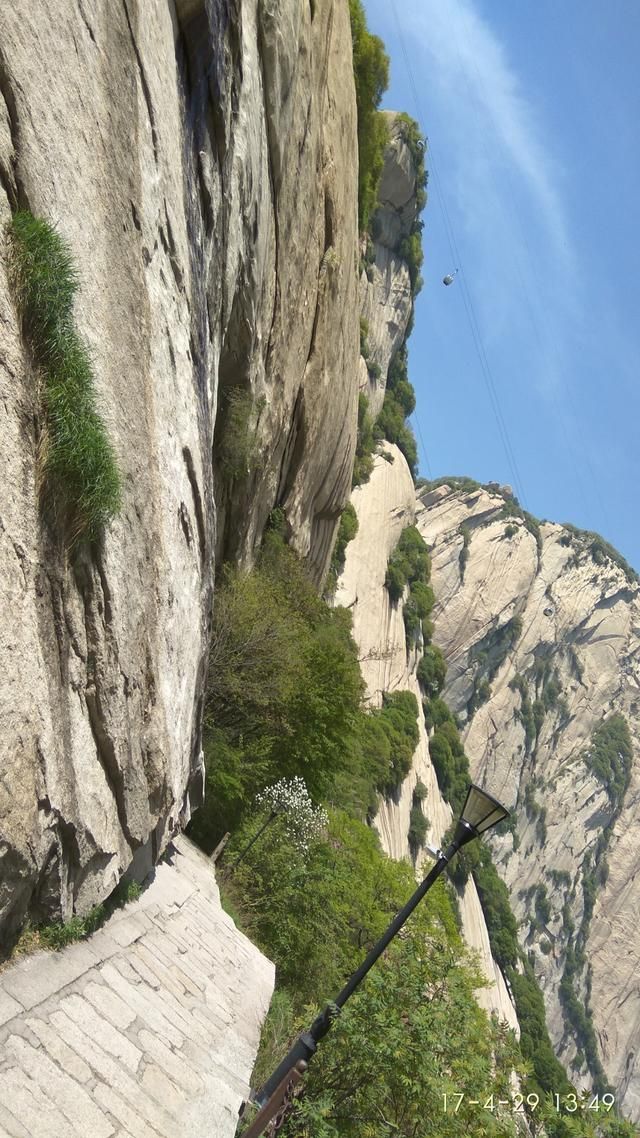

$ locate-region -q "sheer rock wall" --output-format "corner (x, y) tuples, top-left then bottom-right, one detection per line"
(0, 0), (358, 945)
(417, 483), (640, 1121)
(335, 449), (519, 1033)
(359, 113), (415, 418)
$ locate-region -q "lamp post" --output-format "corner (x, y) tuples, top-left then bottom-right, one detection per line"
(240, 783), (510, 1138)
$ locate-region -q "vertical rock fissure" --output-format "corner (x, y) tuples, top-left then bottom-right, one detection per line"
(121, 0), (159, 165)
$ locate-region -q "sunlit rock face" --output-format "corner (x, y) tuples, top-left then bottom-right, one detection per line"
(417, 481), (640, 1121)
(0, 0), (358, 944)
(336, 450), (519, 1034)
(359, 113), (416, 418)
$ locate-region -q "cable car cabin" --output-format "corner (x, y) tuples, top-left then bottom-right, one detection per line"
(443, 271), (457, 286)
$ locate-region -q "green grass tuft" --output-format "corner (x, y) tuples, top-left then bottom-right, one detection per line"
(9, 211), (122, 544)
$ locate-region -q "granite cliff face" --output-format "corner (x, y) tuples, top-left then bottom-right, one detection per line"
(417, 482), (640, 1121)
(358, 112), (416, 418)
(335, 452), (519, 1033)
(0, 0), (358, 945)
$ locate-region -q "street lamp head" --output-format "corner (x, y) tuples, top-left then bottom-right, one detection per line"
(453, 783), (510, 850)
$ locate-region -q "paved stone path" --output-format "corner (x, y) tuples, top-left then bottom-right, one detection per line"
(0, 837), (274, 1138)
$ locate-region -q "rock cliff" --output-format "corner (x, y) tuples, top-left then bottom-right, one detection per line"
(417, 482), (640, 1121)
(335, 450), (519, 1033)
(0, 0), (358, 946)
(358, 113), (416, 418)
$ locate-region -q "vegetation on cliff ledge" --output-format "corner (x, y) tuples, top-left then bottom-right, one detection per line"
(192, 524), (525, 1136)
(8, 211), (122, 544)
(349, 0), (390, 231)
(423, 688), (574, 1104)
(191, 519), (425, 845)
(385, 524), (435, 645)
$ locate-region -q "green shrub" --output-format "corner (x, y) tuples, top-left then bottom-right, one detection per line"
(402, 596), (422, 645)
(458, 523), (472, 580)
(326, 503), (359, 593)
(411, 580), (435, 617)
(375, 389), (418, 474)
(397, 229), (424, 294)
(359, 315), (370, 358)
(408, 804), (428, 855)
(190, 538), (366, 847)
(374, 340), (419, 477)
(9, 211), (122, 543)
(535, 883), (552, 925)
(509, 963), (572, 1097)
(385, 525), (431, 605)
(504, 523), (518, 538)
(279, 882), (523, 1137)
(403, 580), (435, 646)
(584, 714), (632, 809)
(386, 343), (416, 415)
(561, 524), (639, 583)
(510, 674), (538, 753)
(352, 393), (376, 487)
(373, 690), (419, 794)
(423, 696), (454, 731)
(396, 112), (428, 211)
(467, 676), (492, 718)
(348, 0), (390, 230)
(417, 644), (447, 696)
(216, 386), (256, 480)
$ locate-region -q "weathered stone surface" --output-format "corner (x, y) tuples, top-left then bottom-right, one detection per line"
(0, 836), (274, 1138)
(212, 0), (360, 583)
(0, 0), (359, 941)
(360, 245), (413, 418)
(358, 115), (416, 419)
(418, 483), (640, 1120)
(374, 112), (421, 250)
(335, 448), (519, 1034)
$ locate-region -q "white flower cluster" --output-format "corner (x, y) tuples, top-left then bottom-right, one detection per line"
(255, 776), (329, 854)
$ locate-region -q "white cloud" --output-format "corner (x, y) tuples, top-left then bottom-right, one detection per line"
(400, 0), (571, 260)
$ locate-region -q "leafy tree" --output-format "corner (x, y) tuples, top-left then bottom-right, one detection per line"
(373, 691), (419, 794)
(417, 644), (447, 696)
(423, 696), (456, 731)
(408, 803), (428, 855)
(281, 890), (523, 1137)
(584, 714), (632, 809)
(385, 526), (431, 601)
(228, 807), (416, 1006)
(375, 390), (418, 475)
(348, 0), (390, 230)
(190, 537), (365, 847)
(326, 503), (359, 593)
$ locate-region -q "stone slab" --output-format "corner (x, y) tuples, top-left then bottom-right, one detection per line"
(0, 838), (274, 1138)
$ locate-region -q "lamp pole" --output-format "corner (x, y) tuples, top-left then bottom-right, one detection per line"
(240, 783), (510, 1138)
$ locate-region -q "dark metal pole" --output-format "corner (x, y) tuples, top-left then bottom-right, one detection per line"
(252, 835), (461, 1109)
(227, 809), (279, 871)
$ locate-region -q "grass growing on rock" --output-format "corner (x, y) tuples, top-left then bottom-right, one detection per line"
(1, 880), (142, 968)
(9, 211), (121, 544)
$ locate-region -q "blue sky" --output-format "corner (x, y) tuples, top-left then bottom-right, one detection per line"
(364, 0), (640, 570)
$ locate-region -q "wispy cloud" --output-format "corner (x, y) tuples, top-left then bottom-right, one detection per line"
(401, 0), (571, 262)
